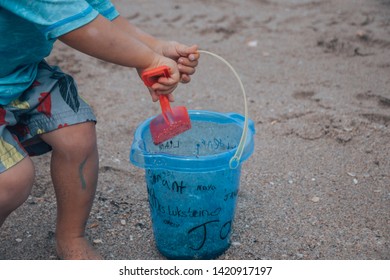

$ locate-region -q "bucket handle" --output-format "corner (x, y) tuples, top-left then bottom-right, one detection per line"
(197, 50), (248, 169)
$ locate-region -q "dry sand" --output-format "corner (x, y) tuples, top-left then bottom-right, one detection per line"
(1, 0), (389, 260)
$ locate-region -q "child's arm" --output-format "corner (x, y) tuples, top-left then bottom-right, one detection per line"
(59, 15), (179, 96)
(111, 16), (199, 84)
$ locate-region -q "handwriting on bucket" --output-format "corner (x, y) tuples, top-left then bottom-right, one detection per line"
(149, 173), (187, 194)
(157, 138), (237, 155)
(158, 140), (180, 150)
(147, 187), (221, 218)
(188, 220), (232, 251)
(148, 186), (233, 251)
(150, 173), (220, 195)
(200, 138), (237, 150)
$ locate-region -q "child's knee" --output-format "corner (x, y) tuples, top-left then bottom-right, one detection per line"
(42, 122), (97, 159)
(0, 157), (35, 210)
(63, 123), (97, 158)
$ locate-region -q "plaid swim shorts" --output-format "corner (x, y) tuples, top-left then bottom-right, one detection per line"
(0, 60), (96, 173)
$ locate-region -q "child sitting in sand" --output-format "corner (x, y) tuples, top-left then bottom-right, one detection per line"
(0, 0), (199, 259)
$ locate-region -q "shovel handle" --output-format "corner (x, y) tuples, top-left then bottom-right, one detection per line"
(141, 66), (173, 119)
(141, 66), (171, 87)
(141, 65), (172, 110)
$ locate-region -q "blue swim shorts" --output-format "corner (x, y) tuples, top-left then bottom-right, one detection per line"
(0, 60), (96, 173)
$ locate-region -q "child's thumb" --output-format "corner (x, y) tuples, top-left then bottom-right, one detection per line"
(177, 44), (198, 56)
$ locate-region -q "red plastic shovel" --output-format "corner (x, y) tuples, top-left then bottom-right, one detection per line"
(141, 66), (191, 145)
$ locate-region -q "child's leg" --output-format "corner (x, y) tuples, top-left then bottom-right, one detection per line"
(39, 121), (101, 260)
(0, 157), (35, 227)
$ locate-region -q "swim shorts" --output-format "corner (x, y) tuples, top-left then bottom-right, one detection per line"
(0, 60), (96, 173)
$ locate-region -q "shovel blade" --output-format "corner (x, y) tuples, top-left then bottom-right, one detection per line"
(150, 106), (191, 145)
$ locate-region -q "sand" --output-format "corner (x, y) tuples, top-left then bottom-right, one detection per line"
(0, 0), (389, 260)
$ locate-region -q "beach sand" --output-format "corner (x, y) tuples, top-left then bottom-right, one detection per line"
(1, 0), (389, 260)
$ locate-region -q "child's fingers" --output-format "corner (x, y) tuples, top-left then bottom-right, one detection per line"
(178, 57), (198, 67)
(148, 88), (160, 102)
(176, 44), (199, 57)
(160, 76), (174, 85)
(180, 74), (191, 84)
(149, 88), (176, 102)
(151, 82), (177, 94)
(165, 93), (175, 102)
(188, 51), (200, 62)
(178, 64), (196, 76)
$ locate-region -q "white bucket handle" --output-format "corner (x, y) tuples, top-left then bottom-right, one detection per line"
(197, 50), (248, 169)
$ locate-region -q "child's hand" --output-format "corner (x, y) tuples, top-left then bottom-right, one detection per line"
(139, 56), (180, 102)
(140, 42), (199, 102)
(158, 41), (200, 83)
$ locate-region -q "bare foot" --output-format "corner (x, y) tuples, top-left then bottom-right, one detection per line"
(56, 236), (103, 260)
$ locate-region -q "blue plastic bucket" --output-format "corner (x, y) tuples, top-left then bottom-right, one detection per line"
(130, 110), (255, 259)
